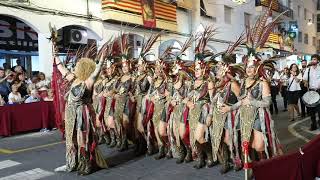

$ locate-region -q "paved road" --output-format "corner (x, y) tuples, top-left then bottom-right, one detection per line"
(0, 97), (319, 180)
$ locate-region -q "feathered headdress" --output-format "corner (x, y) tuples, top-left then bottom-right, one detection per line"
(243, 2), (285, 79)
(138, 32), (161, 65)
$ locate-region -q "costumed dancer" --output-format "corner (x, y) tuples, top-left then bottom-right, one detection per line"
(54, 45), (108, 175)
(186, 27), (217, 169)
(113, 34), (135, 152)
(168, 37), (194, 164)
(132, 33), (160, 156)
(147, 57), (171, 160)
(220, 6), (284, 179)
(209, 41), (244, 173)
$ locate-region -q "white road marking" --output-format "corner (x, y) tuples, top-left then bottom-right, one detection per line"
(0, 168), (54, 180)
(288, 118), (310, 143)
(0, 160), (21, 170)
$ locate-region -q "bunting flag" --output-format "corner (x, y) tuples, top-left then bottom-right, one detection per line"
(101, 0), (177, 24)
(141, 0), (156, 28)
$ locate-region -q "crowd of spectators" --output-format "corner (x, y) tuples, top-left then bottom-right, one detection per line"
(0, 60), (53, 106)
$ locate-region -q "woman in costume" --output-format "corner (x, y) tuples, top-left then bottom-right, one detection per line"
(54, 47), (108, 175)
(132, 34), (160, 156)
(220, 7), (284, 178)
(208, 37), (244, 174)
(113, 34), (135, 152)
(185, 27), (217, 169)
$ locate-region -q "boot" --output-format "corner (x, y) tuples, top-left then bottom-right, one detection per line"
(176, 141), (186, 164)
(138, 137), (147, 156)
(118, 133), (128, 152)
(154, 146), (166, 160)
(202, 142), (215, 168)
(104, 132), (111, 145)
(133, 138), (140, 155)
(166, 147), (173, 159)
(184, 145), (192, 163)
(218, 143), (231, 174)
(147, 139), (157, 156)
(116, 135), (122, 148)
(193, 141), (205, 169)
(108, 130), (116, 148)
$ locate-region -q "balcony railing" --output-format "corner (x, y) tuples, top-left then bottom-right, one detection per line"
(256, 0), (293, 18)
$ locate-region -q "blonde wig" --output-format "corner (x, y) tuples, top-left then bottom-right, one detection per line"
(74, 58), (96, 81)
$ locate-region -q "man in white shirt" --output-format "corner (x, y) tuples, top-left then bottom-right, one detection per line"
(300, 60), (308, 117)
(302, 54), (320, 131)
(270, 70), (280, 114)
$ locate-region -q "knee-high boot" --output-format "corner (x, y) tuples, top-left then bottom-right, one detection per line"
(108, 129), (116, 148)
(176, 139), (186, 164)
(193, 141), (205, 169)
(118, 133), (128, 152)
(218, 143), (231, 174)
(184, 144), (192, 163)
(104, 131), (111, 145)
(154, 145), (166, 160)
(202, 142), (216, 167)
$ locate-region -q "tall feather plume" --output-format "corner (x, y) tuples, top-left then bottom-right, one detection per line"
(195, 26), (218, 59)
(140, 32), (162, 59)
(160, 46), (177, 60)
(177, 35), (194, 60)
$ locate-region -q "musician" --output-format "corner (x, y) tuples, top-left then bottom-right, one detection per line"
(302, 54), (320, 131)
(300, 60), (308, 117)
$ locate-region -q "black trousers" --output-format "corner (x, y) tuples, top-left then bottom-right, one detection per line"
(281, 86), (288, 110)
(309, 90), (320, 130)
(299, 87), (308, 117)
(270, 86), (279, 114)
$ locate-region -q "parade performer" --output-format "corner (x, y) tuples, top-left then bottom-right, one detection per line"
(186, 27), (217, 169)
(54, 45), (108, 175)
(113, 34), (135, 152)
(209, 40), (244, 173)
(220, 6), (284, 179)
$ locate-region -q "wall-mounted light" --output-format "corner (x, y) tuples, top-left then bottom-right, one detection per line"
(232, 0), (247, 4)
(307, 19), (313, 26)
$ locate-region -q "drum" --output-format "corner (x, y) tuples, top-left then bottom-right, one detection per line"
(302, 91), (320, 107)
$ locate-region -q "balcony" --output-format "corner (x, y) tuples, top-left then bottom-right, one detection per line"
(255, 0), (293, 19)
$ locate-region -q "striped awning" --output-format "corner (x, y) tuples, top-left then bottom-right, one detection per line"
(101, 0), (177, 23)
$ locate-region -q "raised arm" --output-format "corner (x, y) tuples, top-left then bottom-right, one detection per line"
(54, 56), (75, 82)
(84, 54), (105, 89)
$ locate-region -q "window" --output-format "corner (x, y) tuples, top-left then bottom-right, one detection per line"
(298, 5), (300, 17)
(298, 31), (302, 42)
(288, 0), (292, 9)
(200, 0), (206, 17)
(304, 33), (308, 44)
(318, 0), (320, 10)
(224, 6), (232, 24)
(313, 37), (316, 46)
(304, 8), (307, 20)
(313, 14), (315, 23)
(244, 12), (251, 28)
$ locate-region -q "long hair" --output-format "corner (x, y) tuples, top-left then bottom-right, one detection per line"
(289, 63), (300, 76)
(74, 58), (96, 81)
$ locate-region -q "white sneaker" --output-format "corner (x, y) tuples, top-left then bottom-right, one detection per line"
(54, 165), (67, 172)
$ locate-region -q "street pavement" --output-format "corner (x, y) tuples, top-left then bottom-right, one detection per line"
(0, 97), (319, 180)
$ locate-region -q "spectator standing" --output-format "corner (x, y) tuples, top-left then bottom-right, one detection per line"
(8, 84), (23, 104)
(14, 73), (28, 98)
(300, 60), (308, 117)
(280, 67), (289, 111)
(287, 64), (302, 122)
(27, 75), (39, 94)
(270, 70), (280, 114)
(11, 59), (26, 72)
(0, 68), (12, 102)
(303, 54), (320, 131)
(36, 72), (50, 99)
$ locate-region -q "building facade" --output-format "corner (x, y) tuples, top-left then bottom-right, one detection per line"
(0, 0), (316, 76)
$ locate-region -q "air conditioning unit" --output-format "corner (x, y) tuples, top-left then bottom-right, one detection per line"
(69, 29), (88, 44)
